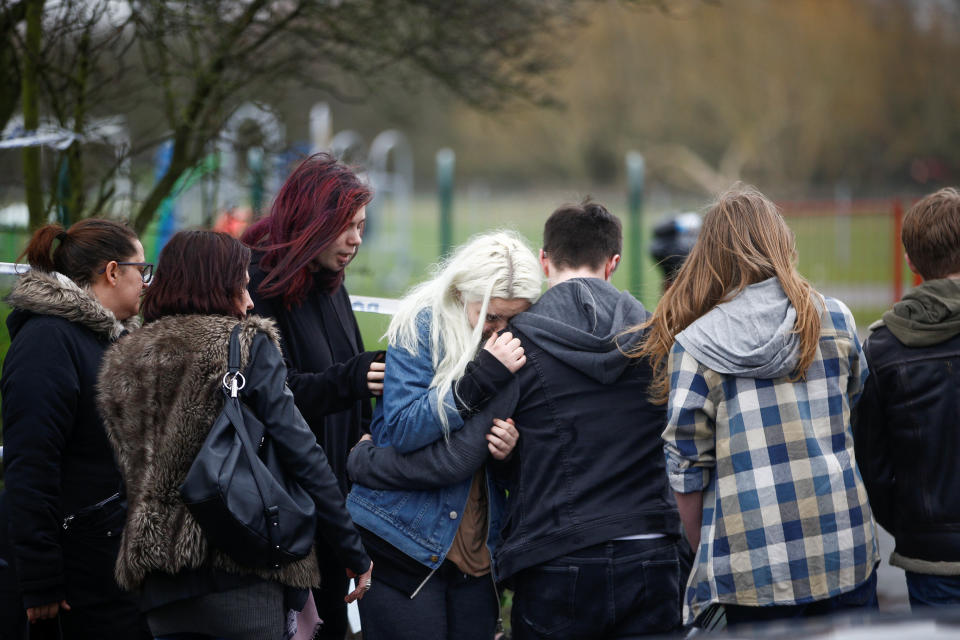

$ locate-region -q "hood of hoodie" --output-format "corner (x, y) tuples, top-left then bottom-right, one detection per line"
(5, 269), (140, 341)
(874, 277), (960, 347)
(675, 277), (801, 379)
(509, 278), (649, 384)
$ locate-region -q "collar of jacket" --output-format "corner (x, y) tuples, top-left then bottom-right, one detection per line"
(6, 269), (140, 340)
(875, 277), (960, 347)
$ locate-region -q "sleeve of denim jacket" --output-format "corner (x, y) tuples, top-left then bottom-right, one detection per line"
(379, 316), (465, 454)
(661, 342), (717, 494)
(348, 380), (520, 491)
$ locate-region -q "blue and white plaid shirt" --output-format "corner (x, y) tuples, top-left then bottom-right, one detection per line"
(663, 296), (879, 624)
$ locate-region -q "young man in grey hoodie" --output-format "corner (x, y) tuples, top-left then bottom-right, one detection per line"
(853, 187), (960, 609)
(348, 201), (683, 638)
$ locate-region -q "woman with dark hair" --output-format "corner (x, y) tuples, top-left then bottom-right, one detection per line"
(242, 153), (385, 636)
(1, 219), (150, 638)
(97, 230), (373, 640)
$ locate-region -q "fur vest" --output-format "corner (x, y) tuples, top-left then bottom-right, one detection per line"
(97, 314), (320, 590)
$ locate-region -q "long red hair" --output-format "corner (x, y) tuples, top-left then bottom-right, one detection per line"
(242, 153), (372, 307)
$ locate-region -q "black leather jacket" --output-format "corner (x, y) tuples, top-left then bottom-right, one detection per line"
(853, 325), (960, 564)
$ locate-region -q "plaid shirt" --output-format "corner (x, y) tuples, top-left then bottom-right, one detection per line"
(663, 296), (879, 624)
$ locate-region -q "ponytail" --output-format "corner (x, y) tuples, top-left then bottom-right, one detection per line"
(18, 219), (138, 287)
(20, 224), (65, 273)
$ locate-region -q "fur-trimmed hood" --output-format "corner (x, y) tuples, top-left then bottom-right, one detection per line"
(6, 269), (140, 341)
(97, 313), (320, 590)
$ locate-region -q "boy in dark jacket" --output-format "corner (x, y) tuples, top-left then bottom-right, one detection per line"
(853, 187), (960, 608)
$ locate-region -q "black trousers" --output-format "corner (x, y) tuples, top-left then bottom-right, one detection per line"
(358, 560), (499, 640)
(313, 548), (350, 640)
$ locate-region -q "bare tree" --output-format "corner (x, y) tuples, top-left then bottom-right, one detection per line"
(4, 0), (598, 232)
(126, 0), (589, 233)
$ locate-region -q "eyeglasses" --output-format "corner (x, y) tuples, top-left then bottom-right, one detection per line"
(98, 261), (154, 284)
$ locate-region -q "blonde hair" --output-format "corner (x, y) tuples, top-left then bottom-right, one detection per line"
(387, 230), (542, 431)
(631, 184), (821, 403)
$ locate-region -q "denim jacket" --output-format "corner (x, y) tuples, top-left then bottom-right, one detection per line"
(346, 312), (506, 572)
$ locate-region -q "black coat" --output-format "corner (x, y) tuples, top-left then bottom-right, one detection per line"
(248, 259), (380, 496)
(0, 270), (144, 633)
(854, 325), (960, 565)
(247, 259), (380, 636)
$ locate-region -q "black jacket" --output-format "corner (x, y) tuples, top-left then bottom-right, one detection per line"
(1, 270), (141, 616)
(348, 279), (680, 581)
(854, 324), (960, 568)
(248, 257), (380, 496)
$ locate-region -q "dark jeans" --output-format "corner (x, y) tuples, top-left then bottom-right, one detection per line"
(358, 560), (498, 640)
(511, 537), (682, 639)
(724, 570), (878, 627)
(906, 572), (960, 609)
(313, 547), (348, 640)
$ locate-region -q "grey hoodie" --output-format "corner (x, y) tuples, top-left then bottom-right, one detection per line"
(675, 277), (801, 379)
(509, 277), (648, 384)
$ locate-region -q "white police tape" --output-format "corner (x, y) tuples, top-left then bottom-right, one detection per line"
(0, 129), (83, 151)
(0, 262), (400, 315)
(0, 263), (24, 276)
(349, 295), (400, 316)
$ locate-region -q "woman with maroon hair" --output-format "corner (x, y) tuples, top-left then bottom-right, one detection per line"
(98, 230), (373, 640)
(241, 153), (385, 638)
(1, 219), (150, 638)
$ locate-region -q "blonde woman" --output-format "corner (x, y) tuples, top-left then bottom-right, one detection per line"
(632, 185), (879, 627)
(347, 230), (541, 640)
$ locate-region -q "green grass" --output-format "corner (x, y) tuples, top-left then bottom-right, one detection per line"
(790, 212), (910, 287)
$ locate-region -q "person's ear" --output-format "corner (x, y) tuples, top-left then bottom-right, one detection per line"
(539, 248), (550, 278)
(604, 254), (621, 281)
(104, 261), (120, 286)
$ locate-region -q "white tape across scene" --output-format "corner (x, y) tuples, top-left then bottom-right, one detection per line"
(0, 262), (399, 315)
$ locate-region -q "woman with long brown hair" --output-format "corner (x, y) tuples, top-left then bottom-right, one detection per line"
(1, 220), (150, 638)
(632, 185), (879, 627)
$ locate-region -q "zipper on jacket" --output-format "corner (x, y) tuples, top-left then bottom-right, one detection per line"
(483, 466), (503, 634)
(409, 567), (437, 599)
(62, 491), (121, 530)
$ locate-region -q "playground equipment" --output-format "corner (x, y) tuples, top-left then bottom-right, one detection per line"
(215, 102), (286, 219)
(311, 103), (414, 292)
